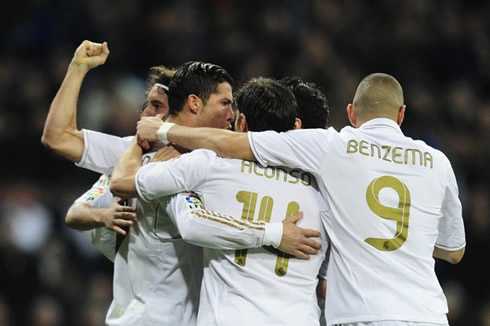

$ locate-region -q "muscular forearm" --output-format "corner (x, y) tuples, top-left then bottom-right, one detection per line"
(41, 63), (87, 162)
(110, 142), (143, 198)
(167, 125), (255, 160)
(66, 202), (106, 230)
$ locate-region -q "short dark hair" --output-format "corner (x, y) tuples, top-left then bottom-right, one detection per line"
(168, 61), (234, 115)
(280, 77), (330, 129)
(235, 77), (297, 132)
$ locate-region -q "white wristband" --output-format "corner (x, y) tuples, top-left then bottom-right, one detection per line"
(157, 122), (176, 142)
(262, 222), (283, 248)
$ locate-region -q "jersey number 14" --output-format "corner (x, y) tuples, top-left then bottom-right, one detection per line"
(234, 190), (299, 277)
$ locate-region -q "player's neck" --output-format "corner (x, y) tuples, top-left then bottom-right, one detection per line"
(166, 113), (197, 128)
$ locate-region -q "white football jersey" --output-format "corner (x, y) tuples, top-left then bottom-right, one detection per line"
(76, 129), (133, 174)
(249, 118), (466, 325)
(105, 192), (202, 326)
(135, 149), (329, 326)
(77, 132), (202, 326)
(73, 174), (118, 262)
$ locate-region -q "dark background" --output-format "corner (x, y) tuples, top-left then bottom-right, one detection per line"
(0, 0), (488, 325)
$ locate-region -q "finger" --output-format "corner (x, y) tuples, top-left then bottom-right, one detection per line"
(156, 113), (165, 120)
(302, 228), (321, 238)
(292, 250), (310, 260)
(112, 226), (127, 236)
(285, 211), (303, 224)
(117, 206), (137, 213)
(102, 41), (110, 55)
(86, 41), (100, 56)
(117, 198), (128, 205)
(117, 212), (137, 220)
(115, 219), (134, 227)
(303, 238), (322, 250)
(299, 243), (320, 255)
(82, 40), (91, 53)
(138, 139), (150, 151)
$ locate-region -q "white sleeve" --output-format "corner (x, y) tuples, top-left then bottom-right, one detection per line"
(75, 129), (134, 175)
(73, 174), (113, 205)
(135, 149), (214, 202)
(73, 174), (118, 262)
(248, 128), (333, 175)
(167, 193), (283, 249)
(435, 161), (466, 251)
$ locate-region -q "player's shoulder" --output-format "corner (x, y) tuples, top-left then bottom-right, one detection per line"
(82, 129), (133, 142)
(285, 127), (338, 144)
(405, 136), (454, 174)
(298, 126), (338, 135)
(411, 138), (450, 161)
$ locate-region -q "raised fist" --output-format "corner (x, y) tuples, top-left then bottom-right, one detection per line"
(71, 40), (110, 71)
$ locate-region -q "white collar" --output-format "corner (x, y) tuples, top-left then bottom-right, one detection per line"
(359, 118), (403, 135)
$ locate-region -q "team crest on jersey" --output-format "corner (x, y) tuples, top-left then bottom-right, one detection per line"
(185, 193), (204, 209)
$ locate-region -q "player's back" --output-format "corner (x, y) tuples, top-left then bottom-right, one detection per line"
(189, 150), (328, 326)
(321, 118), (463, 324)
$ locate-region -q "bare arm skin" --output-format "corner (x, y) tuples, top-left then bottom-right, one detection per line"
(111, 139), (182, 198)
(433, 246), (465, 264)
(110, 139), (143, 199)
(66, 200), (136, 236)
(41, 40), (110, 162)
(137, 119), (255, 160)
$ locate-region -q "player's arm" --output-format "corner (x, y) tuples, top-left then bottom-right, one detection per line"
(433, 160), (466, 265)
(67, 174), (135, 262)
(110, 138), (181, 198)
(139, 121), (328, 175)
(171, 195), (321, 259)
(41, 40), (109, 162)
(433, 247), (465, 264)
(110, 139), (144, 199)
(66, 199), (136, 236)
(67, 174), (136, 235)
(134, 155), (321, 259)
(137, 120), (255, 160)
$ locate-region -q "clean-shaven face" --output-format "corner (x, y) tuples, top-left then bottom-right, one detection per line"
(198, 82), (234, 129)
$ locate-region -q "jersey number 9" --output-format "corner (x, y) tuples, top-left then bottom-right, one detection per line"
(365, 175), (411, 251)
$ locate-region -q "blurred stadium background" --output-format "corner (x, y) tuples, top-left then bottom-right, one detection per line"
(0, 0), (488, 325)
